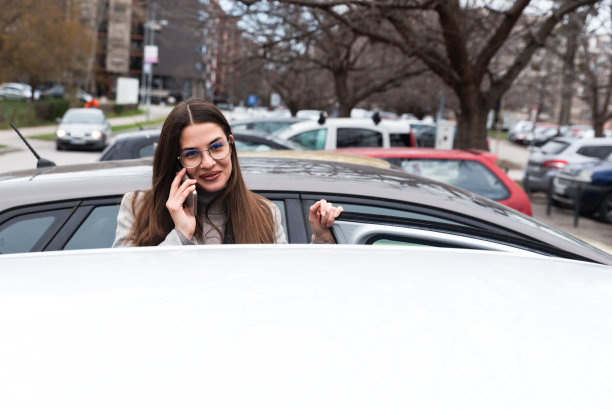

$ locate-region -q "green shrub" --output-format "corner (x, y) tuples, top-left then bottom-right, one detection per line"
(46, 99), (70, 121)
(33, 99), (70, 122)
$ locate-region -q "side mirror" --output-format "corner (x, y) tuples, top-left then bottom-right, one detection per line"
(55, 117), (62, 123)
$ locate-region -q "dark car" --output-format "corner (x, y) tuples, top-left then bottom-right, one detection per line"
(99, 129), (303, 161)
(552, 157), (612, 223)
(99, 129), (161, 161)
(0, 157), (610, 265)
(230, 117), (308, 135)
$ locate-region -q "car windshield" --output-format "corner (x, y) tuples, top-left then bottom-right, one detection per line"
(399, 158), (510, 200)
(62, 110), (104, 124)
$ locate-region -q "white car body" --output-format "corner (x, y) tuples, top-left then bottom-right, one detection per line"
(0, 82), (33, 100)
(275, 117), (413, 149)
(1, 245), (612, 408)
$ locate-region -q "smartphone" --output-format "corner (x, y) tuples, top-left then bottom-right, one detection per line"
(181, 174), (198, 217)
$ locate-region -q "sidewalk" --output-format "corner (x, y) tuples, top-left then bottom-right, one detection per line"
(0, 104), (172, 148)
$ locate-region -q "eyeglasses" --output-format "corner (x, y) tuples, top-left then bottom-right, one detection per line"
(178, 140), (231, 168)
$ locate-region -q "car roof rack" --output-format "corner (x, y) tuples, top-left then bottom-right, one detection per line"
(372, 111), (381, 125)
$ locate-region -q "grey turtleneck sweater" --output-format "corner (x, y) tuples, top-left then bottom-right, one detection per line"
(112, 189), (287, 247)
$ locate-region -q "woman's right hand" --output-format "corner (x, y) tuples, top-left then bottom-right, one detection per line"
(166, 168), (197, 239)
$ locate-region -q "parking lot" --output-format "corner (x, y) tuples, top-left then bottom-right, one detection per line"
(490, 137), (611, 253)
(0, 115), (610, 254)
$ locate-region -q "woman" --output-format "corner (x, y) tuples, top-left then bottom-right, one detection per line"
(113, 99), (342, 247)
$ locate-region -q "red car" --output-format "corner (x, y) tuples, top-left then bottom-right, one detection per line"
(333, 147), (532, 215)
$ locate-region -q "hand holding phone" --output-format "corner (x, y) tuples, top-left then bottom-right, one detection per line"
(182, 174), (198, 217)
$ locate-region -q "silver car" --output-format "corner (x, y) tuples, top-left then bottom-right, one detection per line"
(0, 82), (32, 101)
(523, 136), (612, 193)
(0, 156), (610, 264)
(1, 245), (612, 407)
(55, 108), (111, 151)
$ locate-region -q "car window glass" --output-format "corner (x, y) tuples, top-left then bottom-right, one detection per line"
(0, 214), (57, 254)
(318, 202), (466, 226)
(64, 205), (120, 250)
(137, 142), (157, 158)
(541, 140), (569, 154)
(577, 145), (612, 159)
(370, 238), (432, 247)
(62, 110), (104, 124)
(336, 128), (382, 147)
(399, 159), (509, 201)
(232, 124), (248, 131)
(289, 129), (326, 150)
(389, 133), (414, 147)
(252, 122), (287, 134)
(234, 140), (274, 151)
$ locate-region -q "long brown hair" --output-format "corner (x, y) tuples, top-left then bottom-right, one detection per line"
(126, 99), (276, 245)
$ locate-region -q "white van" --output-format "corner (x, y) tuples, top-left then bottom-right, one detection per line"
(274, 117), (416, 149)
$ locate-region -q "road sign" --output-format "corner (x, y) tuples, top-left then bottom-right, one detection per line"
(246, 94), (258, 107)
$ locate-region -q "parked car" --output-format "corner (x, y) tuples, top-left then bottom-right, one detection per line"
(238, 150), (395, 169)
(523, 136), (612, 194)
(2, 245), (612, 408)
(230, 117), (308, 135)
(333, 147), (532, 215)
(55, 108), (111, 151)
(37, 83), (65, 99)
(560, 124), (593, 138)
(509, 122), (559, 146)
(411, 123), (437, 147)
(0, 157), (610, 264)
(99, 129), (303, 161)
(0, 82), (32, 101)
(98, 128), (161, 161)
(552, 156), (612, 223)
(528, 123), (560, 146)
(274, 117), (416, 149)
(507, 120), (533, 143)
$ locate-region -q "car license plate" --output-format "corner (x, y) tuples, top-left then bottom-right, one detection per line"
(70, 138), (85, 145)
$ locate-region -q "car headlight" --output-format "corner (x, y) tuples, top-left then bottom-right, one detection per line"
(91, 130), (102, 139)
(56, 129), (66, 138)
(578, 169), (594, 182)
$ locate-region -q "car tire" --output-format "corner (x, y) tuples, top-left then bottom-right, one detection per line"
(597, 192), (612, 223)
(56, 143), (63, 151)
(523, 179), (531, 194)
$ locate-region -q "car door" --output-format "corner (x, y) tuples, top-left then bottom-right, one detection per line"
(297, 194), (549, 255)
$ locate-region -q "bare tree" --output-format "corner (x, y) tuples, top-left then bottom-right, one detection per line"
(575, 0), (612, 137)
(0, 0), (95, 98)
(232, 1), (424, 116)
(245, 0), (602, 149)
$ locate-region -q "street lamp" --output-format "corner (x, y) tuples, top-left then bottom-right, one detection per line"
(140, 4), (167, 121)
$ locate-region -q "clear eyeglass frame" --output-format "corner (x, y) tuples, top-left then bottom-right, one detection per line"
(177, 140), (232, 168)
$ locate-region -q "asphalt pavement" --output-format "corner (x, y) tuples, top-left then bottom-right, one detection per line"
(0, 111), (610, 254)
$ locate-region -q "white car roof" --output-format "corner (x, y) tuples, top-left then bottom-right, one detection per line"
(276, 117), (410, 139)
(1, 245), (611, 407)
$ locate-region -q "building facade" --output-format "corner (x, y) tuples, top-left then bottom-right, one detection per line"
(82, 0), (243, 104)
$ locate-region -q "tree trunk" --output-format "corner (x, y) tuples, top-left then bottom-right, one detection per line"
(454, 84), (489, 150)
(455, 109), (489, 150)
(558, 12), (582, 126)
(593, 118), (605, 138)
